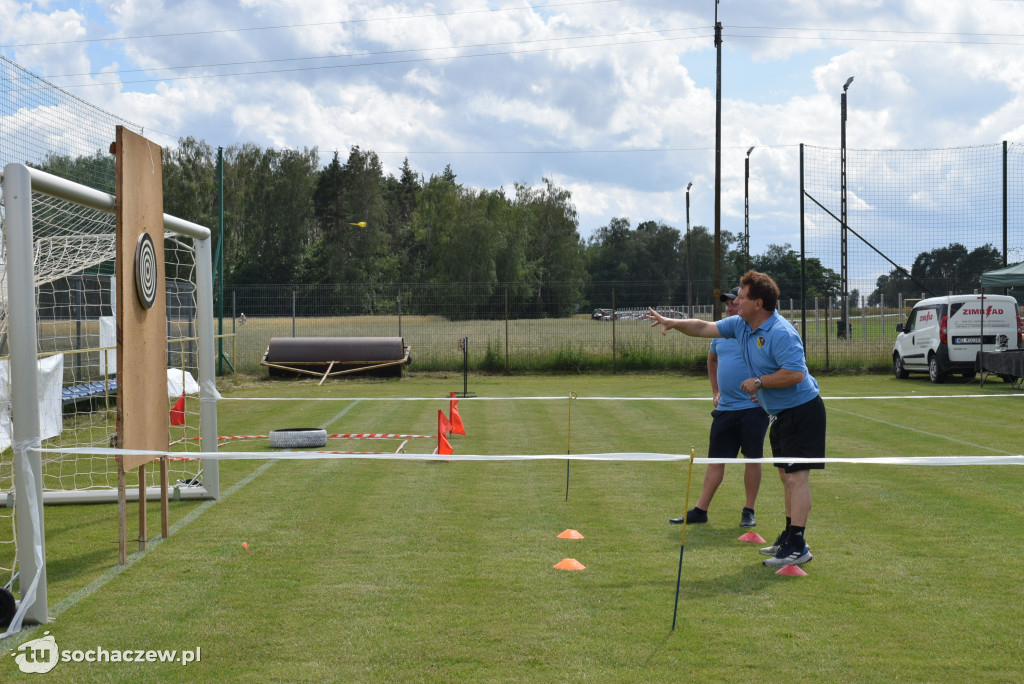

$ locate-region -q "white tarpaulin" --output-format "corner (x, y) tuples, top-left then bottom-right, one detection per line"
(38, 355), (63, 441)
(0, 361), (8, 451)
(167, 368), (200, 397)
(98, 315), (116, 376)
(0, 354), (64, 451)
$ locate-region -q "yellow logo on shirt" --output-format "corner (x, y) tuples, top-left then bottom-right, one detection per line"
(757, 336), (766, 348)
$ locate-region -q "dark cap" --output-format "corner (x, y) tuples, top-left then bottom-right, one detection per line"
(720, 286), (740, 302)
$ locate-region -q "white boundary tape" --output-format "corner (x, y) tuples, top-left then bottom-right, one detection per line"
(219, 394), (1024, 401)
(32, 447), (1024, 466)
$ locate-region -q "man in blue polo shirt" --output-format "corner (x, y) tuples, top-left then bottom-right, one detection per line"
(647, 271), (825, 567)
(669, 287), (768, 528)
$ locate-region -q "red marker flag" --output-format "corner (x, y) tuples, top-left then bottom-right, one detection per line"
(170, 392), (186, 426)
(449, 393), (466, 436)
(438, 409), (454, 454)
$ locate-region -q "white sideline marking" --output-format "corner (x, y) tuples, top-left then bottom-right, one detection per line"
(0, 458), (276, 652)
(323, 399), (361, 429)
(827, 405), (1015, 455)
(0, 407), (361, 650)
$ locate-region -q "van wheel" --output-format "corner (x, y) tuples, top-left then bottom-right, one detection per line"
(928, 355), (945, 384)
(893, 354), (909, 379)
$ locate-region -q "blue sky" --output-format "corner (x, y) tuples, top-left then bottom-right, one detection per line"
(3, 0), (1024, 267)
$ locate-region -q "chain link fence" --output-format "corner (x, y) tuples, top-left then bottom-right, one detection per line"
(217, 281), (886, 375)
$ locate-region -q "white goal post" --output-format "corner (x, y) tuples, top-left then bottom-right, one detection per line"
(1, 162), (219, 628)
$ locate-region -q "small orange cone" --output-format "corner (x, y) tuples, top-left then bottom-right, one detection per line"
(553, 558), (586, 570)
(242, 542), (250, 553)
(774, 564), (808, 576)
(557, 529), (584, 539)
(738, 532), (766, 543)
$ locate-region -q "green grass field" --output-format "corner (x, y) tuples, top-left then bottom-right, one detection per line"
(4, 372), (1024, 682)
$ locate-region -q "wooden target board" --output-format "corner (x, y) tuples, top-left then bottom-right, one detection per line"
(113, 126), (168, 471)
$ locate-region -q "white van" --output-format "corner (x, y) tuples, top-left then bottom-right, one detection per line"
(893, 294), (1022, 383)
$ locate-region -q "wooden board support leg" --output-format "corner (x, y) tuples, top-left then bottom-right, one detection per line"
(118, 461), (127, 565)
(138, 463), (147, 551)
(161, 456), (169, 539)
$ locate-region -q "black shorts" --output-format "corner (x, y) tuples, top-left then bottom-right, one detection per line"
(708, 407), (769, 459)
(769, 395), (826, 473)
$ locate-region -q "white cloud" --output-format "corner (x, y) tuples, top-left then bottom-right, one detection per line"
(4, 0), (1024, 258)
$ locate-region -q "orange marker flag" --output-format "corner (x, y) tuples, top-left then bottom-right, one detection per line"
(170, 392), (186, 426)
(438, 408), (451, 436)
(449, 392), (466, 436)
(438, 429), (454, 456)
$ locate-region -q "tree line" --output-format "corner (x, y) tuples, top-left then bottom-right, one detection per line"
(35, 139), (1003, 317)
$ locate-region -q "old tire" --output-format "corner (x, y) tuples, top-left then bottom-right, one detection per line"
(269, 428), (327, 449)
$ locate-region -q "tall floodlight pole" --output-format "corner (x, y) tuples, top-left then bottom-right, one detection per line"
(686, 181), (693, 315)
(713, 0), (723, 320)
(744, 146), (754, 273)
(840, 76), (853, 339)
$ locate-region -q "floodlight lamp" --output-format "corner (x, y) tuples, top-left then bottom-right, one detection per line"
(843, 76), (854, 92)
(747, 146), (755, 157)
(686, 181), (693, 191)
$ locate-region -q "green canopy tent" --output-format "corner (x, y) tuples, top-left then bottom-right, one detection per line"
(978, 262), (1024, 387)
(980, 262), (1024, 289)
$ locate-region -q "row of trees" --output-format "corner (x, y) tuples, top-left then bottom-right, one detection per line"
(35, 139), (1005, 316)
(868, 243), (1003, 304)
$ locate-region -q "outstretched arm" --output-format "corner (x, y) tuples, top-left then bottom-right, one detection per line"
(646, 307), (722, 338)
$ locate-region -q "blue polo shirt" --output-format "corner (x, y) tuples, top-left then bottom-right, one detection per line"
(710, 337), (755, 411)
(716, 311), (819, 415)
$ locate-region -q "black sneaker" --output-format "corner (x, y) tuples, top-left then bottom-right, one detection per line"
(669, 507), (708, 525)
(740, 508), (756, 528)
(759, 529), (788, 555)
(763, 539), (813, 567)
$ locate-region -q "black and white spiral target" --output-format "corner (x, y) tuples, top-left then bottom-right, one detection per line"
(134, 231), (158, 309)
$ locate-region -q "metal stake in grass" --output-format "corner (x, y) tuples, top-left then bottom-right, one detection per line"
(671, 446), (696, 631)
(565, 392), (577, 501)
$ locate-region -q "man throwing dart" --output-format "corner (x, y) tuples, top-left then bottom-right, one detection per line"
(647, 271), (825, 567)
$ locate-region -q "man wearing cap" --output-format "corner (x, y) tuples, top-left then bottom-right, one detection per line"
(668, 286), (768, 528)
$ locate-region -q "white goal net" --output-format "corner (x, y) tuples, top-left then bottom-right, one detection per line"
(0, 55), (218, 629)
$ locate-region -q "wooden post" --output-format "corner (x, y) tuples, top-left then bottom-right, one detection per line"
(118, 460), (127, 565)
(138, 463), (147, 551)
(161, 456), (169, 540)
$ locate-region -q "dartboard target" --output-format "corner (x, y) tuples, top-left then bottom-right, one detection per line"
(134, 231), (158, 309)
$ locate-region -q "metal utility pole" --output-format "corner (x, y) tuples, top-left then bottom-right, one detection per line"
(713, 0), (723, 320)
(840, 76), (853, 339)
(744, 146), (754, 273)
(686, 181), (693, 315)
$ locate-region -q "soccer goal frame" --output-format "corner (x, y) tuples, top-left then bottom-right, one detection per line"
(1, 162), (219, 626)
